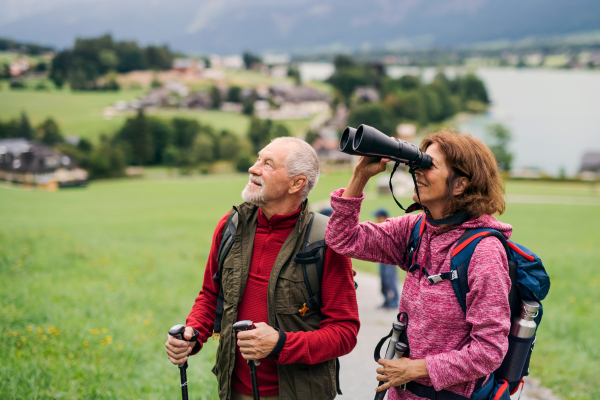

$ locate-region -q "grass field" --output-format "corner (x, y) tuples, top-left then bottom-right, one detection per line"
(1, 174), (599, 399)
(0, 87), (315, 141)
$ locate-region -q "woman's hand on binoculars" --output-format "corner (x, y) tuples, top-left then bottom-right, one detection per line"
(237, 322), (279, 360)
(343, 156), (391, 199)
(375, 358), (429, 392)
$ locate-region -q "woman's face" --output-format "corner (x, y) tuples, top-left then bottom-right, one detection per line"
(412, 143), (456, 219)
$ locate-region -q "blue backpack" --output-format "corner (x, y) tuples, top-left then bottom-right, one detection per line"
(405, 214), (551, 400)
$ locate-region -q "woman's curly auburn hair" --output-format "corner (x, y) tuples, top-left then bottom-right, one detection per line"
(421, 130), (505, 218)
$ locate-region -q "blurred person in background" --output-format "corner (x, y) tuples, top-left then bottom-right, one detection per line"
(325, 131), (511, 400)
(165, 137), (359, 400)
(373, 208), (400, 310)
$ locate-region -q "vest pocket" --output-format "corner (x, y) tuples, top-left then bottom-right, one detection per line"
(275, 275), (310, 315)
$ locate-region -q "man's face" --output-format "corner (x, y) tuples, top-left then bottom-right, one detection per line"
(242, 142), (293, 205)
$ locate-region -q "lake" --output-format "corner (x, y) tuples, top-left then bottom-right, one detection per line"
(299, 64), (600, 176)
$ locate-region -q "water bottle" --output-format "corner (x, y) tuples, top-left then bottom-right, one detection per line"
(497, 300), (539, 382)
(511, 300), (539, 338)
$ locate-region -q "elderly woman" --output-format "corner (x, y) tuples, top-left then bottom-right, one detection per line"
(325, 131), (511, 400)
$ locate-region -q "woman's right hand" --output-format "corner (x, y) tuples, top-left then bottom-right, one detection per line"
(342, 156), (391, 198)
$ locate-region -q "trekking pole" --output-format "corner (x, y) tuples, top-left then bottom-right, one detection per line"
(169, 324), (199, 400)
(375, 342), (408, 400)
(373, 321), (406, 400)
(233, 320), (260, 400)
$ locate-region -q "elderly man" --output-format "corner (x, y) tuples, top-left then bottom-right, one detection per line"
(165, 137), (359, 400)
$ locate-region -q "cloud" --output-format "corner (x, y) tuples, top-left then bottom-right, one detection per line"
(308, 4), (330, 16)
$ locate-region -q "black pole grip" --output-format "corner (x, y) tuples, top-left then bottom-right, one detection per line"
(374, 382), (386, 400)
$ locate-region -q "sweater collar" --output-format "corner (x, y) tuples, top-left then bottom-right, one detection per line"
(257, 205), (302, 229)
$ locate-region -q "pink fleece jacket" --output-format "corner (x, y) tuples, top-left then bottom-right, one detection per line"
(326, 188), (512, 399)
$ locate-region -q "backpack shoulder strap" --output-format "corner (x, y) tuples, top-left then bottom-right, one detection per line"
(293, 212), (328, 313)
(449, 228), (513, 314)
(406, 214), (426, 272)
(212, 210), (239, 339)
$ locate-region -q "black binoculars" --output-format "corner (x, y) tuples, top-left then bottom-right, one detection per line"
(339, 124), (433, 170)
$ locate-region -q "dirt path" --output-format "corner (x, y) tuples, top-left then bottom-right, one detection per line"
(338, 271), (560, 400)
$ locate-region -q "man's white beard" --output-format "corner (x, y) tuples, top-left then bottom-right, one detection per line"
(241, 175), (267, 205)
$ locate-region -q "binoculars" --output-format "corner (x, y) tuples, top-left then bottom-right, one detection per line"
(339, 124), (433, 170)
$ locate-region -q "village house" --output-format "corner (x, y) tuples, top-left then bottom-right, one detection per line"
(580, 152), (600, 180)
(256, 85), (331, 120)
(0, 139), (88, 190)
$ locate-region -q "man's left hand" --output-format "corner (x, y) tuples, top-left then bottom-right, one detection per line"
(237, 322), (279, 360)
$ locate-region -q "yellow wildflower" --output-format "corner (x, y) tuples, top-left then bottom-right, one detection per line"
(21, 336), (26, 341)
(27, 326), (32, 332)
(42, 335), (47, 340)
(37, 327), (43, 334)
(117, 345), (123, 350)
(83, 341), (89, 347)
(106, 335), (112, 344)
(100, 340), (106, 345)
(101, 328), (107, 333)
(144, 319), (150, 325)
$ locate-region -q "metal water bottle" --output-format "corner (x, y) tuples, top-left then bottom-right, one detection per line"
(511, 300), (539, 338)
(497, 300), (540, 382)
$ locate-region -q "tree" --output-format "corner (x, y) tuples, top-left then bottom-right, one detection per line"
(242, 52), (262, 69)
(216, 130), (241, 160)
(37, 118), (63, 146)
(115, 41), (146, 72)
(192, 134), (216, 164)
(145, 45), (173, 70)
(287, 66), (301, 85)
(172, 118), (201, 149)
(327, 68), (374, 102)
(348, 103), (397, 136)
(116, 109), (154, 165)
(486, 123), (513, 171)
(333, 55), (355, 70)
(89, 135), (126, 179)
(0, 118), (19, 139)
(17, 112), (34, 140)
(210, 86), (222, 109)
(247, 118), (273, 153)
(458, 74), (490, 105)
(227, 86), (242, 103)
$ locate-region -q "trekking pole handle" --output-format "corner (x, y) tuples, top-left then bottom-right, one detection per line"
(168, 324), (199, 369)
(374, 342), (408, 400)
(233, 320), (260, 367)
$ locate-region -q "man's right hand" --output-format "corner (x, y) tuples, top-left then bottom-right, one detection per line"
(165, 326), (197, 365)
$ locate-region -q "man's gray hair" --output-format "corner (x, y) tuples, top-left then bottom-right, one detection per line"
(271, 137), (320, 200)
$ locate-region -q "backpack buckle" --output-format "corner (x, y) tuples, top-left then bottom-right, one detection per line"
(427, 274), (444, 284)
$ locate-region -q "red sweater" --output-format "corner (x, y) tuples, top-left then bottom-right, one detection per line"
(186, 206), (360, 396)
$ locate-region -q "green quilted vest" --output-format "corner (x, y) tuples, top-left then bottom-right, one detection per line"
(212, 201), (337, 400)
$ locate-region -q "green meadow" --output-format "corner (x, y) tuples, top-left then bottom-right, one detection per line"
(1, 174), (599, 399)
(0, 87), (313, 141)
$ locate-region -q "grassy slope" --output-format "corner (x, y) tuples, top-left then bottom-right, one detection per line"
(0, 86), (318, 142)
(1, 175), (598, 399)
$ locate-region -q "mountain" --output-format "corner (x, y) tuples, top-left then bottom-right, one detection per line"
(1, 0), (599, 54)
